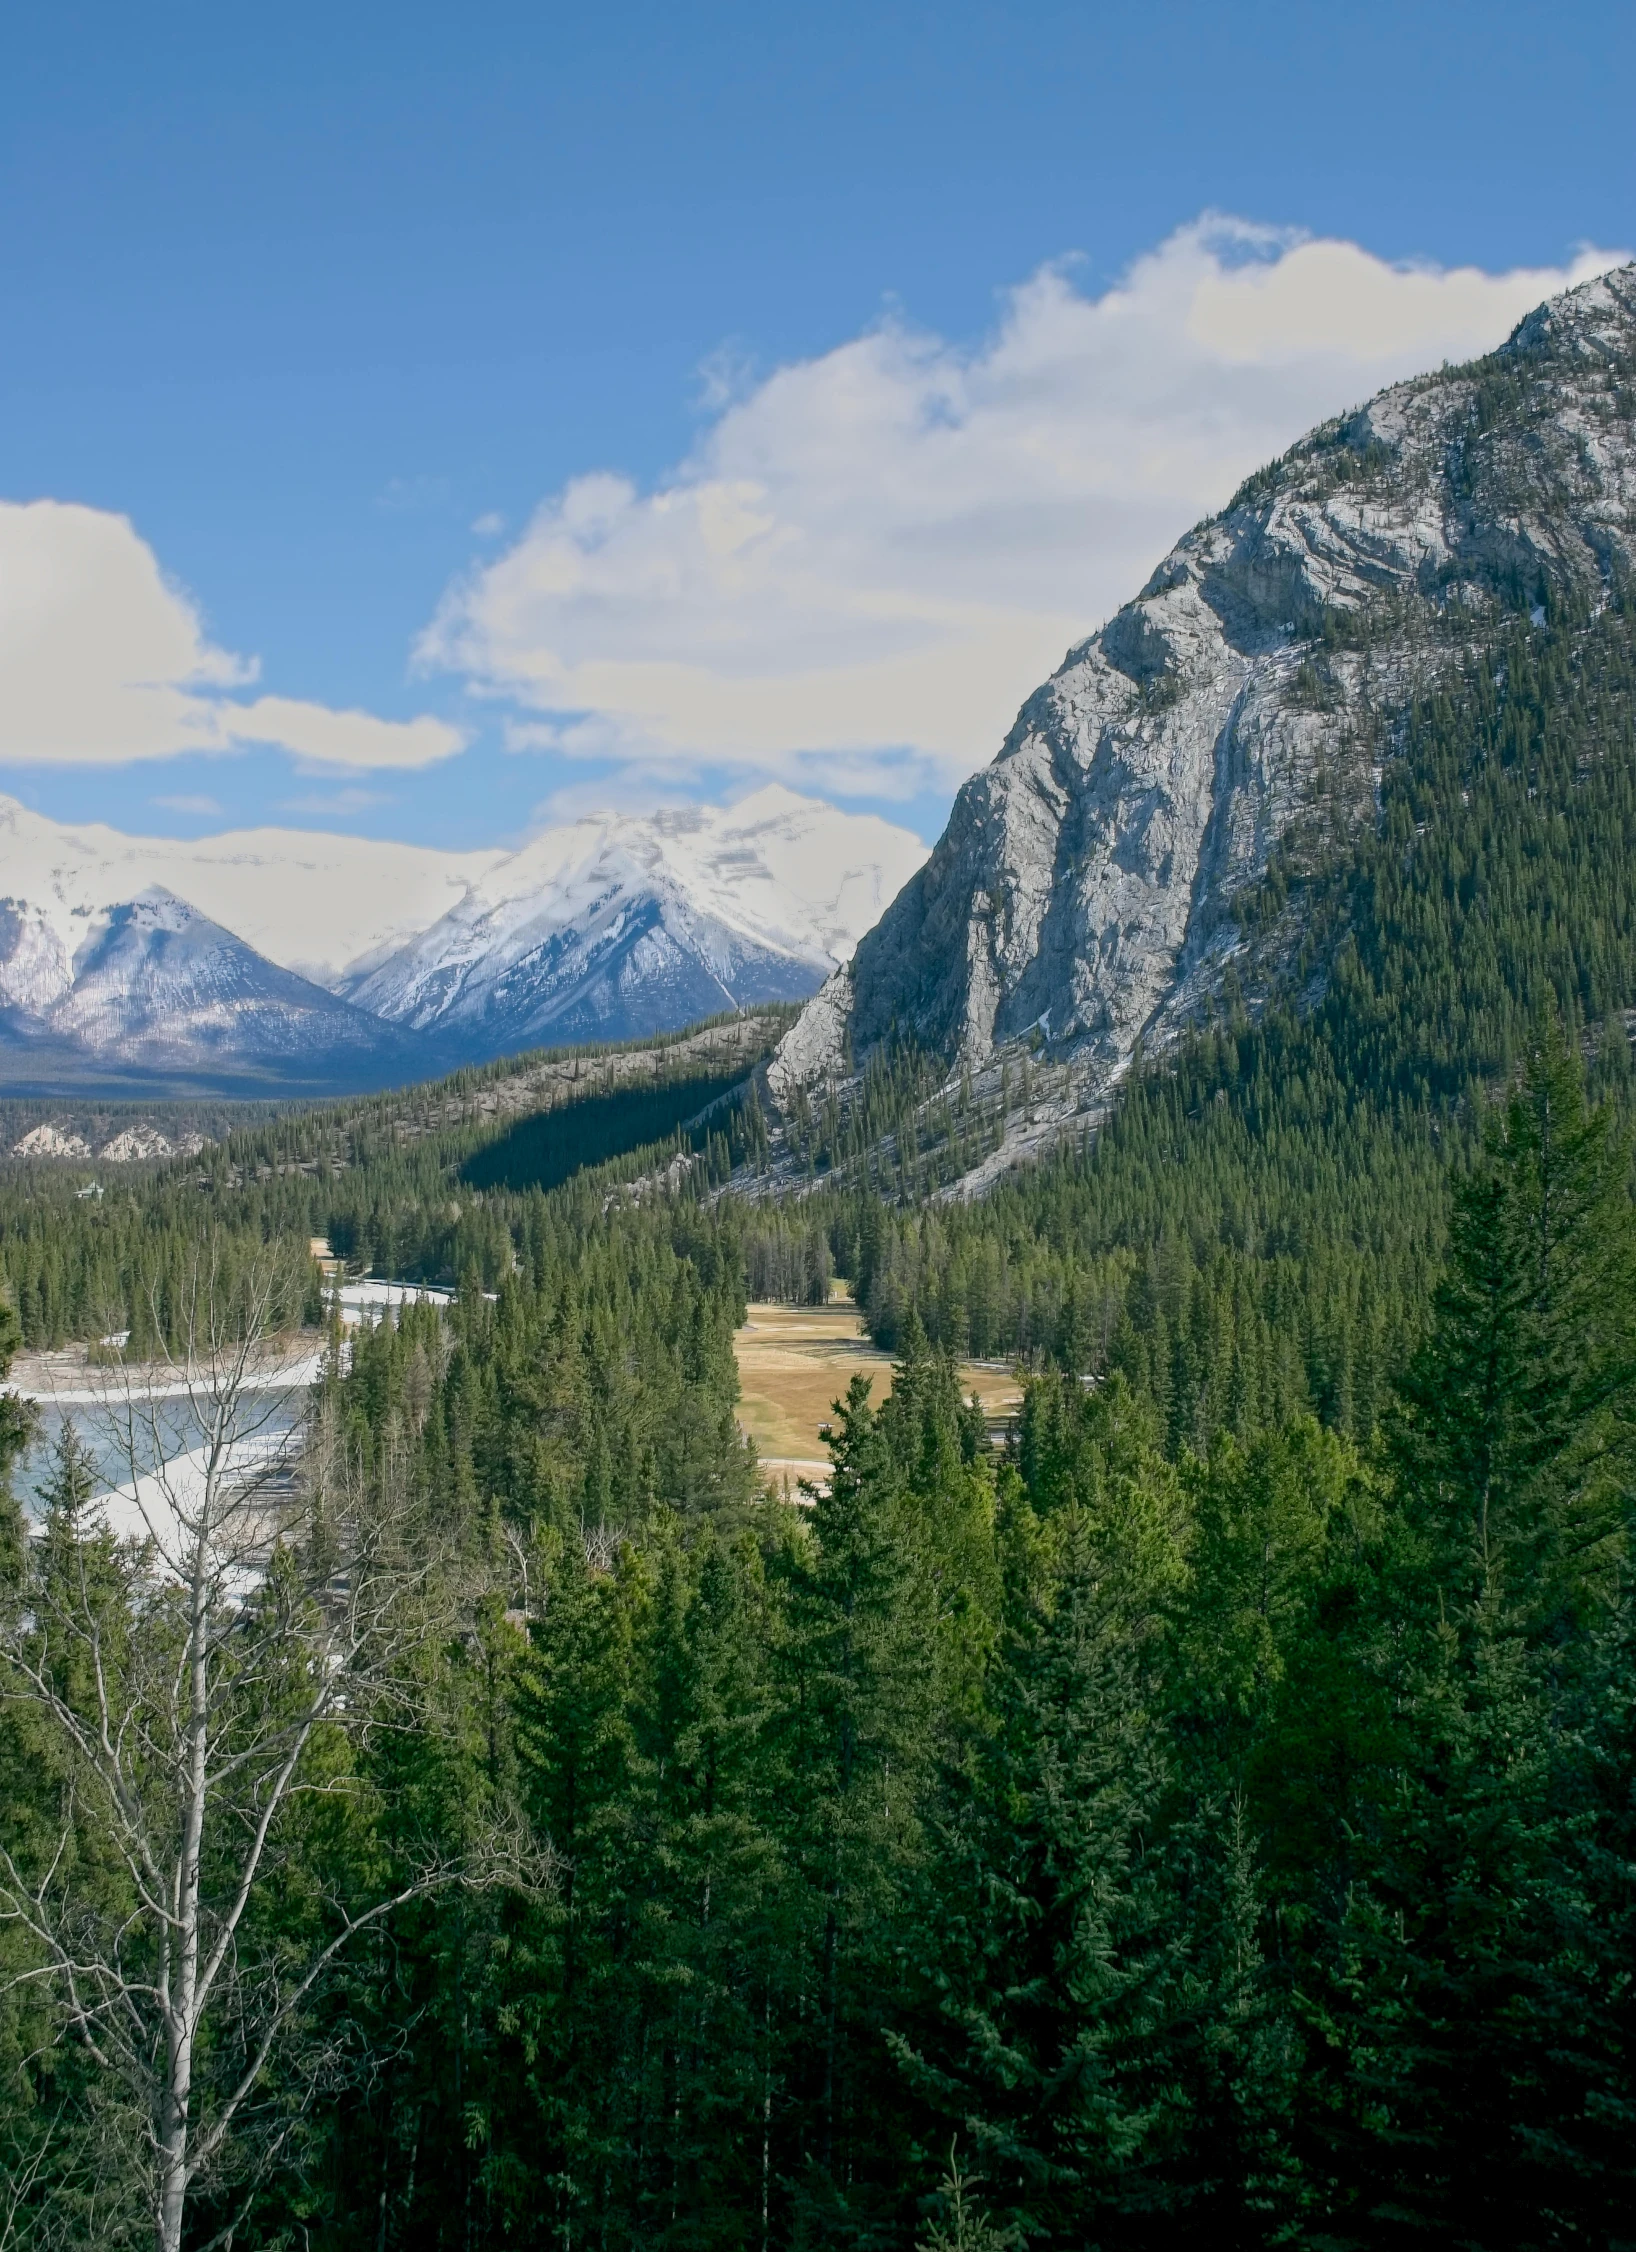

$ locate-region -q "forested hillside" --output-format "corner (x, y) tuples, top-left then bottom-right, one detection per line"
(5, 531), (1636, 2249)
(4, 1026), (1633, 2248)
(803, 589), (1636, 1458)
(763, 261), (1636, 1164)
(0, 1010), (788, 1350)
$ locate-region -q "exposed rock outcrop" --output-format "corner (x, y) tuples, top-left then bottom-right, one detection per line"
(768, 264), (1636, 1180)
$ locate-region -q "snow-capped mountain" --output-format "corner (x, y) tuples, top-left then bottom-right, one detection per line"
(768, 263), (1636, 1188)
(0, 787), (926, 1090)
(343, 787), (928, 1050)
(0, 887), (436, 1093)
(0, 796), (503, 988)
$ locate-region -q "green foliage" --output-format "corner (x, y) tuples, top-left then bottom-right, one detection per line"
(916, 2154), (1022, 2251)
(1392, 1018), (1636, 1628)
(7, 593), (1636, 2242)
(5, 1020), (1636, 2245)
(0, 1014), (786, 1348)
(846, 592), (1636, 1467)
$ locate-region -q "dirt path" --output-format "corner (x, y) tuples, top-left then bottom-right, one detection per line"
(733, 1300), (1020, 1493)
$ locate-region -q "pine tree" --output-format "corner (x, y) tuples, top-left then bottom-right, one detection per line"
(916, 2150), (1022, 2251)
(783, 1372), (935, 2232)
(1291, 1024), (1636, 2244)
(1393, 1019), (1636, 1631)
(900, 1447), (1189, 2244)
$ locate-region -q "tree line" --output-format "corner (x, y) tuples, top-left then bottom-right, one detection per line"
(3, 1027), (1634, 2247)
(4, 588), (1636, 2245)
(0, 1017), (790, 1353)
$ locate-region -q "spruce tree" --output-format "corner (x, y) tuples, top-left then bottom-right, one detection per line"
(1393, 1019), (1636, 1631)
(900, 1412), (1190, 2245)
(1294, 1023), (1636, 2245)
(784, 1372), (934, 2233)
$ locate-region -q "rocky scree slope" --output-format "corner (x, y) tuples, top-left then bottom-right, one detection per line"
(767, 263), (1636, 1189)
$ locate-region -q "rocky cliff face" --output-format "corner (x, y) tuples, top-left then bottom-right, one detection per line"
(769, 264), (1636, 1176)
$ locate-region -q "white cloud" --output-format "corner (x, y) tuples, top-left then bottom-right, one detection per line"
(424, 218), (1625, 797)
(0, 501), (250, 763)
(0, 499), (466, 771)
(228, 697), (463, 771)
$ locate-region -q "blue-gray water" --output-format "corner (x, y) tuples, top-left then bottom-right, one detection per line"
(16, 1394), (309, 1525)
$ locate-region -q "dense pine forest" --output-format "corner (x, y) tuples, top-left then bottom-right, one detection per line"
(4, 594), (1636, 2247)
(0, 1011), (790, 1355)
(844, 591), (1636, 1449)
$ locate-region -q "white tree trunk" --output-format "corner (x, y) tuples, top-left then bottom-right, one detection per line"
(0, 1244), (517, 2252)
(155, 1533), (212, 2252)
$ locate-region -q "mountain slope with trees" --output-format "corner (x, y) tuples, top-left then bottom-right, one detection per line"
(7, 1031), (1634, 2249)
(767, 260), (1636, 1189)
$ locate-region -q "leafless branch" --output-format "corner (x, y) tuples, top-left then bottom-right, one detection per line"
(0, 1237), (527, 2252)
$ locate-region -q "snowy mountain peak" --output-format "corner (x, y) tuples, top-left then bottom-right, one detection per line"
(0, 793), (503, 988)
(346, 789), (928, 1051)
(0, 789), (926, 1089)
(0, 873), (436, 1095)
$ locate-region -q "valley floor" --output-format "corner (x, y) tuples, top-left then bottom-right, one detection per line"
(733, 1295), (1020, 1494)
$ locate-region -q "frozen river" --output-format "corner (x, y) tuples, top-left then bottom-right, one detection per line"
(11, 1353), (323, 1532)
(10, 1278), (451, 1535)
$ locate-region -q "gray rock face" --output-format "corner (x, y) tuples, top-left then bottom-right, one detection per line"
(770, 265), (1636, 1148)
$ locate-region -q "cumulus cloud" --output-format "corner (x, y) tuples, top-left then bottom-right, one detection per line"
(424, 218), (1625, 798)
(0, 499), (465, 771)
(0, 501), (249, 763)
(227, 697), (462, 770)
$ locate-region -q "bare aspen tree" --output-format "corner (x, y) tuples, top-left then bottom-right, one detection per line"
(0, 1240), (514, 2252)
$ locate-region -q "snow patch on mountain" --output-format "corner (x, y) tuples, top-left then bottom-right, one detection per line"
(347, 787), (927, 1051)
(0, 885), (436, 1091)
(0, 786), (924, 1085)
(0, 797), (503, 988)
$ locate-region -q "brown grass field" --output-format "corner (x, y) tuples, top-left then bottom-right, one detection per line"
(733, 1299), (1021, 1489)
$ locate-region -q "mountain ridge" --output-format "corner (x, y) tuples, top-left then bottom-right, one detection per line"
(0, 788), (925, 1092)
(346, 785), (928, 1052)
(0, 794), (504, 989)
(765, 261), (1636, 1189)
(0, 885), (441, 1096)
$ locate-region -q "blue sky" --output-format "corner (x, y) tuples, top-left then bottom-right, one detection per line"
(1, 0), (1632, 851)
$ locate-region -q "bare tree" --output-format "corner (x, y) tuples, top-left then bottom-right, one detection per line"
(0, 1240), (519, 2252)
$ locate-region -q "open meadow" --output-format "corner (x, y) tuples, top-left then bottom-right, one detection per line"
(733, 1295), (1021, 1488)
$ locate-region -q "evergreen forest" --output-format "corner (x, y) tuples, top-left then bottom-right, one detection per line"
(3, 598), (1636, 2248)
